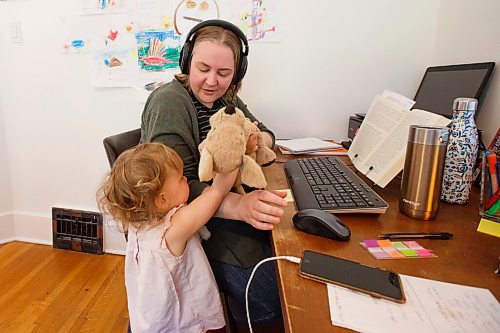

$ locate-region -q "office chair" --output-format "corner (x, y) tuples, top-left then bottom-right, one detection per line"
(102, 128), (141, 243)
(103, 128), (142, 167)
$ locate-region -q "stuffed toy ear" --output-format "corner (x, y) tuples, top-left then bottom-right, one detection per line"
(199, 148), (214, 182)
(240, 155), (267, 189)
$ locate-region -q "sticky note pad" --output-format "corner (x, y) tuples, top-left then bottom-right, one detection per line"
(399, 249), (419, 257)
(277, 189), (294, 202)
(417, 249), (434, 257)
(368, 247), (391, 259)
(383, 247), (405, 258)
(376, 239), (393, 248)
(392, 242), (408, 250)
(404, 241), (424, 249)
(477, 218), (500, 238)
(360, 240), (436, 259)
(364, 240), (380, 248)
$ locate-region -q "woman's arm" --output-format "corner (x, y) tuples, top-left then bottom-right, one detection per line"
(215, 189), (288, 230)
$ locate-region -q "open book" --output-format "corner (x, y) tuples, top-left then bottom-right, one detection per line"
(348, 95), (451, 188)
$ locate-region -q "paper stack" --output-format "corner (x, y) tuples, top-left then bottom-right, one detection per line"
(327, 274), (500, 333)
(276, 138), (347, 156)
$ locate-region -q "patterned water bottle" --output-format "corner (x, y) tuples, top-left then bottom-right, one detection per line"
(440, 98), (479, 204)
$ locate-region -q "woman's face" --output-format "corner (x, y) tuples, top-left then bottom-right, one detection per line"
(188, 40), (235, 108)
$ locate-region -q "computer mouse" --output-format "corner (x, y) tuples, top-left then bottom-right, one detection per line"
(292, 209), (351, 241)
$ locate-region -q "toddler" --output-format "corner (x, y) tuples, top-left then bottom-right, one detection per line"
(97, 142), (238, 332)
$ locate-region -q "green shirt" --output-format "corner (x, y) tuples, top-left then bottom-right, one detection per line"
(140, 79), (275, 267)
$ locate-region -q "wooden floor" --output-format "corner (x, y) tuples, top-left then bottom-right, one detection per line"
(0, 242), (128, 333)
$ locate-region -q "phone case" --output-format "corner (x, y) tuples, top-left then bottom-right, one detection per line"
(299, 251), (405, 304)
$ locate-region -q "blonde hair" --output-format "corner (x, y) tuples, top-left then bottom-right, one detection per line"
(97, 143), (183, 231)
(175, 25), (242, 102)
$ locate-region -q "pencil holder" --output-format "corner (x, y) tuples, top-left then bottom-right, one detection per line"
(480, 152), (500, 222)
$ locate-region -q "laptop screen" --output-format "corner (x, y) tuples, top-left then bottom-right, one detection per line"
(412, 62), (495, 119)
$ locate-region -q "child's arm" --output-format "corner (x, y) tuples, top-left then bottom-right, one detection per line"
(165, 169), (238, 256)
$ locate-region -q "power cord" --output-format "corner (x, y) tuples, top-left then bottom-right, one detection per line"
(245, 256), (301, 333)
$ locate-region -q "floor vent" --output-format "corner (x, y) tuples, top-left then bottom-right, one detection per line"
(52, 207), (103, 255)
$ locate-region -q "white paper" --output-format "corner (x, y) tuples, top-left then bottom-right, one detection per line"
(276, 138), (342, 153)
(382, 89), (416, 109)
(327, 274), (500, 333)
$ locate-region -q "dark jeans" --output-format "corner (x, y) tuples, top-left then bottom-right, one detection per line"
(209, 257), (283, 326)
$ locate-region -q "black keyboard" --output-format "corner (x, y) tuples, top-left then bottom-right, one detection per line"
(284, 156), (388, 214)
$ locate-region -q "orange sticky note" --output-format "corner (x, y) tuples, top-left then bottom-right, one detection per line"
(376, 239), (393, 248)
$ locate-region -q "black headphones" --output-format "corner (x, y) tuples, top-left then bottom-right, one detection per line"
(179, 19), (249, 85)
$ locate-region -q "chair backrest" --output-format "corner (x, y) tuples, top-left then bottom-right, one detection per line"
(103, 128), (142, 167)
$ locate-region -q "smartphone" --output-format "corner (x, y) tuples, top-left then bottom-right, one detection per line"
(299, 250), (405, 303)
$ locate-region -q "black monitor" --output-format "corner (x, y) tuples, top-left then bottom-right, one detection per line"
(412, 62), (495, 118)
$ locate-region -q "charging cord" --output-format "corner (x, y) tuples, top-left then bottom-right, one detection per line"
(245, 256), (301, 333)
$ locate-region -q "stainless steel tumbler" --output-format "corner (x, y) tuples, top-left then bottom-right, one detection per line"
(399, 125), (449, 220)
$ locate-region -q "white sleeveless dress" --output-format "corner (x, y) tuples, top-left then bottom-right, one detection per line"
(125, 205), (225, 332)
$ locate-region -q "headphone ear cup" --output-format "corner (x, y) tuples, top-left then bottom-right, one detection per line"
(234, 56), (248, 85)
(179, 42), (192, 74)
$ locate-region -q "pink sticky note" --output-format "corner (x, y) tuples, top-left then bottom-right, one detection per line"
(404, 241), (423, 249)
(364, 240), (379, 248)
(417, 249), (434, 257)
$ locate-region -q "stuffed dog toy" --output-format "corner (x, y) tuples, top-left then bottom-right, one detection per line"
(198, 105), (276, 194)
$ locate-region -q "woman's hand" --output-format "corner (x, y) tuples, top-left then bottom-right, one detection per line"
(234, 190), (288, 230)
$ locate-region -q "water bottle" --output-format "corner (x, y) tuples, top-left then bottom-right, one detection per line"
(440, 98), (479, 204)
(400, 126), (449, 220)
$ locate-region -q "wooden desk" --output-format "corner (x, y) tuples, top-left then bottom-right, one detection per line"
(266, 154), (500, 333)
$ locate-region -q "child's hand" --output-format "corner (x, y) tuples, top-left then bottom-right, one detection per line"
(212, 169), (239, 193)
(246, 132), (259, 154)
(245, 121), (260, 154)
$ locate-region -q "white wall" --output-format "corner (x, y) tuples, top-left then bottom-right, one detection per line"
(0, 17), (15, 242)
(432, 0), (500, 145)
(0, 0), (497, 252)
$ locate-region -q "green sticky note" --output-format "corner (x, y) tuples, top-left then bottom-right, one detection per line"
(399, 249), (418, 257)
(392, 241), (407, 249)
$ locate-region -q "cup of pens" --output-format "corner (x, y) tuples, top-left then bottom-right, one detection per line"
(480, 151), (500, 222)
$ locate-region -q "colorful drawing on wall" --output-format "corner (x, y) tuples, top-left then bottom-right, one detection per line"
(80, 0), (127, 15)
(173, 0), (220, 35)
(135, 30), (181, 71)
(63, 0), (281, 86)
(92, 46), (138, 87)
(239, 0), (279, 42)
(62, 15), (134, 54)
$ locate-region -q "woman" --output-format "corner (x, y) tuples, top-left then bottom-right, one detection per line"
(140, 20), (287, 330)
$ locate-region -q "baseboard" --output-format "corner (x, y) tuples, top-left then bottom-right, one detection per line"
(0, 213), (15, 243)
(0, 237), (17, 245)
(15, 237), (52, 246)
(105, 249), (126, 256)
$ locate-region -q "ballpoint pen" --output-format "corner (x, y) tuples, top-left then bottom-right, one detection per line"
(378, 232), (453, 240)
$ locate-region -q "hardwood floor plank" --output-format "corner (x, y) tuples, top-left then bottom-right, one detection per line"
(0, 242), (128, 333)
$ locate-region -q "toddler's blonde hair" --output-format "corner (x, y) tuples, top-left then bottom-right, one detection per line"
(97, 142), (183, 231)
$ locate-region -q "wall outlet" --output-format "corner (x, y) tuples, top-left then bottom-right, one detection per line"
(10, 21), (22, 44)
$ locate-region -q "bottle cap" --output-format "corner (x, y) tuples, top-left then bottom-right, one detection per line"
(408, 125), (449, 145)
(453, 98), (478, 111)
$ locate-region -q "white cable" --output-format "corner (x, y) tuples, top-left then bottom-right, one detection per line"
(245, 256), (301, 333)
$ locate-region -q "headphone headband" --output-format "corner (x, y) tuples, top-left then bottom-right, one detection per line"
(179, 19), (249, 85)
